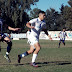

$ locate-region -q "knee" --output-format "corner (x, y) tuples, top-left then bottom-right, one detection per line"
(30, 51), (33, 54)
(7, 41), (12, 46)
(36, 47), (41, 51)
(28, 50), (34, 54)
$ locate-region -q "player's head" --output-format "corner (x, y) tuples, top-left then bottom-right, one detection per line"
(38, 10), (46, 20)
(63, 27), (66, 32)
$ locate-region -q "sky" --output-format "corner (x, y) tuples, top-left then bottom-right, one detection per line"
(31, 0), (69, 12)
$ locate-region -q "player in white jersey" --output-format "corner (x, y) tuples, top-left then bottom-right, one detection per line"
(58, 28), (68, 48)
(26, 29), (31, 44)
(18, 11), (52, 67)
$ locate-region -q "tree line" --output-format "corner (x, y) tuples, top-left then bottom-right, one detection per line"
(0, 0), (72, 33)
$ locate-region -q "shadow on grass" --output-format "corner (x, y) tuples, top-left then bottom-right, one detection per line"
(0, 61), (71, 67)
(36, 61), (72, 66)
(0, 63), (24, 66)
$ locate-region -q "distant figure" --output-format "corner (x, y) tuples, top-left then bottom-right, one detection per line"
(26, 29), (31, 44)
(26, 29), (31, 38)
(58, 27), (68, 48)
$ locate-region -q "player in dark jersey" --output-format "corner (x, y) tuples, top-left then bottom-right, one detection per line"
(0, 12), (20, 63)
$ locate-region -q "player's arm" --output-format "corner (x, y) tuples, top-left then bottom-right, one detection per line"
(26, 18), (37, 29)
(65, 32), (68, 38)
(26, 22), (35, 29)
(58, 33), (60, 38)
(43, 29), (52, 40)
(8, 26), (21, 31)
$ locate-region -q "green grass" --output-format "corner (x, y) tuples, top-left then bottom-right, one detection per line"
(0, 39), (72, 72)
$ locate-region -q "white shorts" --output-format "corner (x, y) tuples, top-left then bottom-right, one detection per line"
(28, 35), (39, 46)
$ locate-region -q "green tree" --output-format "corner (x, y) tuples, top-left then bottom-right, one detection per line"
(30, 8), (41, 19)
(0, 0), (39, 32)
(45, 8), (60, 30)
(68, 0), (72, 7)
(60, 2), (72, 30)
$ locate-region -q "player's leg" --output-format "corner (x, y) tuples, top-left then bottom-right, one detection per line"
(4, 36), (12, 63)
(18, 45), (34, 63)
(0, 34), (5, 51)
(30, 42), (41, 67)
(58, 40), (61, 48)
(62, 40), (65, 46)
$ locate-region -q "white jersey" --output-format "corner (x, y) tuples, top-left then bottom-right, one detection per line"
(29, 17), (46, 38)
(59, 31), (67, 40)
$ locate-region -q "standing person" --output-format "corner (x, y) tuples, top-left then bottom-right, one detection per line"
(18, 11), (52, 67)
(26, 29), (31, 44)
(26, 29), (31, 39)
(0, 13), (20, 63)
(26, 29), (35, 48)
(58, 27), (68, 48)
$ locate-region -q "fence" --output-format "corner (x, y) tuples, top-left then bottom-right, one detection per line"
(4, 31), (72, 40)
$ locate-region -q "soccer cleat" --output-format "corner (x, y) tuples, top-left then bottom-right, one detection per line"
(30, 62), (38, 67)
(4, 55), (11, 63)
(18, 55), (21, 63)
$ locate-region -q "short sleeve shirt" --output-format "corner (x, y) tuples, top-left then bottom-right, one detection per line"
(59, 31), (67, 40)
(29, 18), (46, 37)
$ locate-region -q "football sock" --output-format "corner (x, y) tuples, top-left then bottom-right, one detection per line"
(32, 54), (37, 63)
(6, 52), (9, 55)
(7, 41), (12, 53)
(20, 51), (29, 57)
(63, 42), (65, 46)
(59, 42), (61, 46)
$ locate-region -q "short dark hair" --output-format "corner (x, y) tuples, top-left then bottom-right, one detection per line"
(63, 27), (66, 29)
(38, 10), (45, 14)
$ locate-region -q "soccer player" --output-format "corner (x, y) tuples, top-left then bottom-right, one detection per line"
(26, 29), (31, 44)
(18, 11), (52, 67)
(58, 27), (68, 48)
(26, 29), (31, 38)
(0, 13), (20, 63)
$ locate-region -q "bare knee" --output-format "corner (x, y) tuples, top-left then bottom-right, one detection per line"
(27, 48), (34, 54)
(34, 46), (41, 54)
(36, 47), (41, 51)
(4, 37), (10, 42)
(30, 50), (34, 54)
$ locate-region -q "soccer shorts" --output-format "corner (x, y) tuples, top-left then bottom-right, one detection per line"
(60, 39), (65, 43)
(28, 35), (39, 46)
(0, 34), (7, 41)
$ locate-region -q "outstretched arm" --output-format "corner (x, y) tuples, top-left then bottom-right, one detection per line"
(58, 33), (60, 38)
(66, 33), (69, 38)
(43, 29), (52, 40)
(8, 26), (21, 31)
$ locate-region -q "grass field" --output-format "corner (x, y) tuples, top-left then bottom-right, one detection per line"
(0, 39), (72, 72)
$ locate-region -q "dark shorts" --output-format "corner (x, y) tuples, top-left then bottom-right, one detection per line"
(60, 39), (65, 43)
(0, 34), (7, 41)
